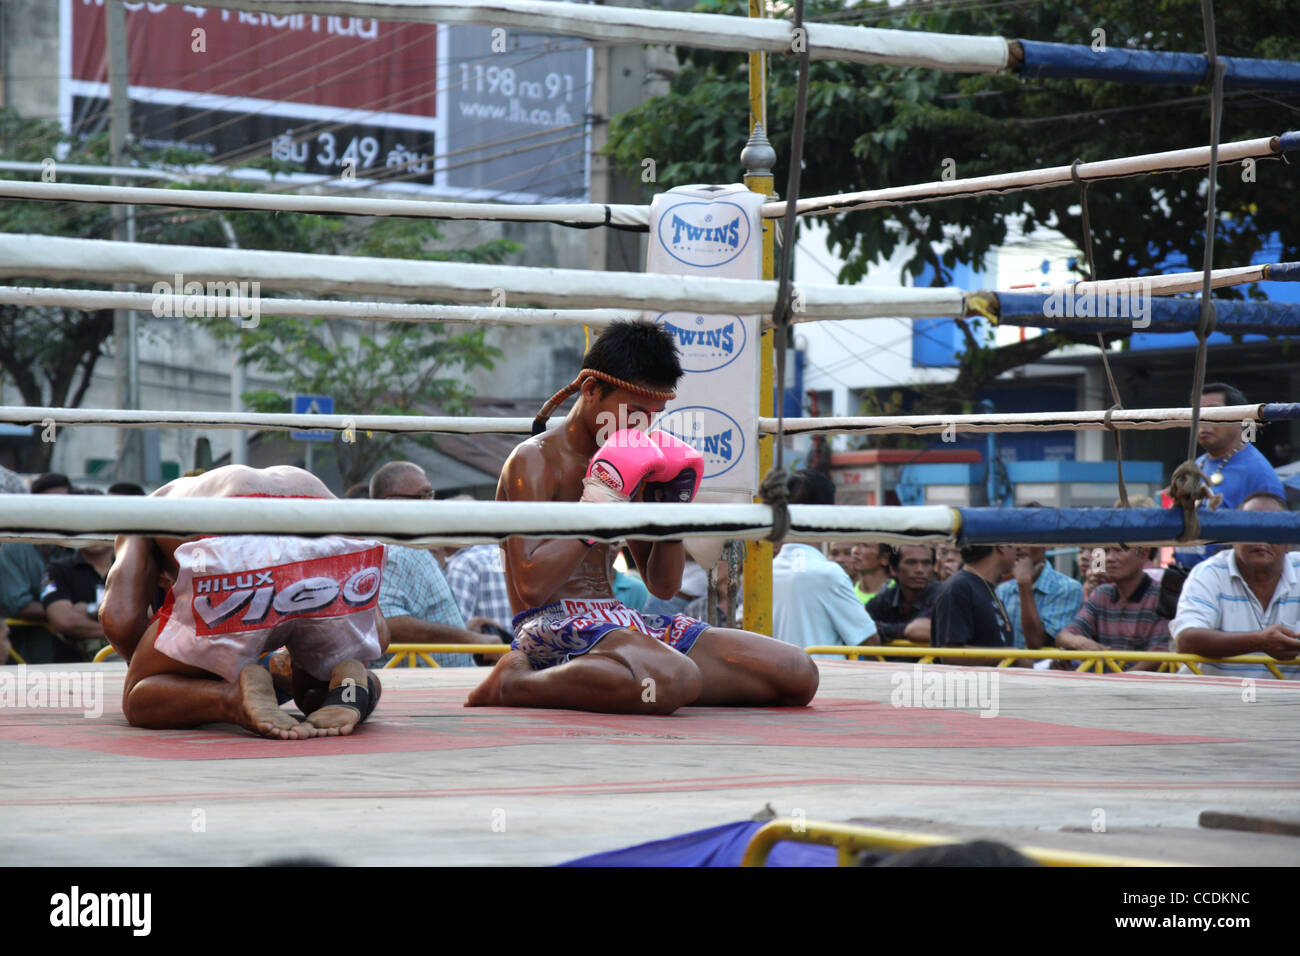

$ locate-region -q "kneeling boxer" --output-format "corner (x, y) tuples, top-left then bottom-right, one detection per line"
(100, 465), (389, 739)
(468, 319), (819, 714)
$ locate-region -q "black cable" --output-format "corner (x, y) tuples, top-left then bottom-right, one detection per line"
(1186, 2), (1226, 462)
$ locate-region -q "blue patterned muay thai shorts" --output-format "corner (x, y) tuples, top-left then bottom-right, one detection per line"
(512, 597), (709, 670)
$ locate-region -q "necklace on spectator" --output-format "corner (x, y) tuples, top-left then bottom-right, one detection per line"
(1207, 443), (1245, 486)
(969, 568), (1013, 635)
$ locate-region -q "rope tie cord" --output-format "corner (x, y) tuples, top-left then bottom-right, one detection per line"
(531, 369), (676, 436)
(1169, 459), (1222, 542)
(1186, 3), (1226, 463)
(1070, 158), (1130, 509)
(760, 0), (813, 542)
(1171, 0), (1227, 543)
(760, 467), (792, 543)
(1103, 405), (1130, 509)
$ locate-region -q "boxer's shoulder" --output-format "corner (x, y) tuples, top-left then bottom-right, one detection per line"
(503, 431), (587, 502)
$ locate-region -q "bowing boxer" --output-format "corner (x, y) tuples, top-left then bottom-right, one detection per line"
(100, 465), (389, 739)
(468, 319), (818, 714)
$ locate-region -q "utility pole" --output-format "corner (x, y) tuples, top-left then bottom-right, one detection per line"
(106, 0), (143, 482)
(217, 217), (249, 466)
(586, 42), (610, 274)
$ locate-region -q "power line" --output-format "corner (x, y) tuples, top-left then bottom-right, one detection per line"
(192, 38), (590, 169)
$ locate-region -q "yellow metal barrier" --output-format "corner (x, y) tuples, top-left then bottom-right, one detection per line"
(5, 616), (50, 660)
(741, 818), (1180, 867)
(91, 643), (508, 667)
(73, 641), (1300, 680)
(805, 644), (1299, 679)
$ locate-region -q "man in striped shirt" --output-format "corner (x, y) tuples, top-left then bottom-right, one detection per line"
(370, 462), (506, 667)
(1057, 544), (1169, 670)
(1172, 492), (1300, 679)
(445, 543), (515, 637)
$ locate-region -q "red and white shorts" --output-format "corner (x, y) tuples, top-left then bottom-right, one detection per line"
(153, 535), (386, 682)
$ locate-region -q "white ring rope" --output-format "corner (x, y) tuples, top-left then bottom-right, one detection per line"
(152, 0), (1011, 72)
(0, 404), (1279, 437)
(1030, 265), (1286, 298)
(0, 498), (1295, 550)
(0, 287), (638, 328)
(0, 406), (535, 435)
(2, 134), (1285, 228)
(0, 497), (959, 547)
(772, 135), (1291, 217)
(0, 162), (187, 183)
(0, 180), (649, 230)
(0, 233), (966, 319)
(3, 261), (1282, 331)
(761, 404), (1278, 436)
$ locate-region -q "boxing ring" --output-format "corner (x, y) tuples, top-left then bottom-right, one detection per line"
(2, 0), (1300, 867)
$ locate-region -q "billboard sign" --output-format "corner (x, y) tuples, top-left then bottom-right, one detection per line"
(61, 1), (590, 201)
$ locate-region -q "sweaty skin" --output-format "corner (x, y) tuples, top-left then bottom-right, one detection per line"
(467, 378), (819, 714)
(100, 465), (388, 739)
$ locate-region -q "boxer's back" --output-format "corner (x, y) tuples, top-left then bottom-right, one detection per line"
(154, 464), (332, 501)
(149, 465), (334, 569)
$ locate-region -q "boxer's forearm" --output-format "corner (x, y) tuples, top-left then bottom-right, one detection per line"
(101, 536), (161, 659)
(513, 538), (598, 607)
(631, 539), (685, 601)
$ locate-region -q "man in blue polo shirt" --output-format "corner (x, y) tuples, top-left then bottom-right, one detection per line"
(1173, 383), (1285, 570)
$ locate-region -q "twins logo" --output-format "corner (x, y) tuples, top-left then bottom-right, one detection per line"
(188, 547), (384, 635)
(656, 201), (751, 268)
(652, 405), (745, 480)
(656, 312), (748, 373)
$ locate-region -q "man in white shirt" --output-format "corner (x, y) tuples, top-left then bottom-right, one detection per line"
(1172, 492), (1300, 678)
(771, 471), (878, 651)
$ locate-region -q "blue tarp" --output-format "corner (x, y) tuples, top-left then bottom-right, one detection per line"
(957, 508), (1300, 547)
(558, 820), (838, 867)
(1017, 41), (1300, 93)
(994, 294), (1300, 335)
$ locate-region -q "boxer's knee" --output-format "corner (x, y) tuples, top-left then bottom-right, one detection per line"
(632, 652), (701, 714)
(121, 680), (153, 727)
(782, 653), (820, 706)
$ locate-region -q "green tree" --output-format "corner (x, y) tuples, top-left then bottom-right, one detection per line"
(206, 312), (504, 491)
(608, 0), (1300, 414)
(0, 112), (124, 470)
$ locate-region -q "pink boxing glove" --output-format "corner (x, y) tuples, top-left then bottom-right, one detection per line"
(581, 429), (666, 503)
(644, 430), (704, 503)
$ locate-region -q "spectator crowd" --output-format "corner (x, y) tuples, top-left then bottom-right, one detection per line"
(2, 380), (1297, 679)
(758, 382), (1299, 677)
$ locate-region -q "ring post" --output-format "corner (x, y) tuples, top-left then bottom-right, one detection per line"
(742, 102), (775, 635)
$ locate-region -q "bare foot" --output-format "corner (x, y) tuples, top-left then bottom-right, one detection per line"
(235, 666), (312, 740)
(466, 650), (531, 707)
(305, 660), (375, 737)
